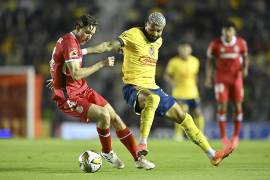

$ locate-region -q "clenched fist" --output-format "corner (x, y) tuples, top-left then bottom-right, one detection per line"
(103, 56), (115, 67)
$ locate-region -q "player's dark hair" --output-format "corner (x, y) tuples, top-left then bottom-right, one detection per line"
(75, 14), (98, 28)
(222, 21), (236, 29)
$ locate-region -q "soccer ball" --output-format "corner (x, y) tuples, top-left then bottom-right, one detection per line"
(78, 150), (102, 173)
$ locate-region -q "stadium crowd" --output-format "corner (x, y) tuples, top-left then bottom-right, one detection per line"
(0, 0), (270, 132)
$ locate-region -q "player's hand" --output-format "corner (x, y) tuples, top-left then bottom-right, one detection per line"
(243, 68), (248, 78)
(204, 78), (213, 88)
(46, 79), (53, 90)
(104, 56), (115, 67)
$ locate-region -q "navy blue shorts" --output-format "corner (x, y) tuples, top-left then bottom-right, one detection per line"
(177, 99), (201, 111)
(122, 84), (176, 116)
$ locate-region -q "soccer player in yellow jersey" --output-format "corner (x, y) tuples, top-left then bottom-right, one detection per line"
(82, 12), (232, 167)
(165, 43), (205, 141)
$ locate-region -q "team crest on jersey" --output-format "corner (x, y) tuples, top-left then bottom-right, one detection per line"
(220, 47), (225, 53)
(233, 45), (240, 52)
(69, 48), (78, 58)
(149, 46), (155, 57)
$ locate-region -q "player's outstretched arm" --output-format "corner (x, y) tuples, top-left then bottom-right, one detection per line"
(82, 40), (121, 55)
(66, 56), (115, 80)
(242, 53), (249, 77)
(204, 56), (215, 88)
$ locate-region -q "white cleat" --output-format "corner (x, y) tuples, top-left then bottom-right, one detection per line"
(135, 155), (155, 170)
(100, 150), (125, 169)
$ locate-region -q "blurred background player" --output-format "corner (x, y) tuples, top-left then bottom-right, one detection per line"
(205, 21), (249, 150)
(165, 43), (205, 141)
(48, 14), (155, 170)
(83, 12), (232, 166)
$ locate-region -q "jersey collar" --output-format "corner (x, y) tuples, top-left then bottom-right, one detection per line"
(70, 31), (80, 44)
(70, 32), (76, 38)
(221, 36), (237, 47)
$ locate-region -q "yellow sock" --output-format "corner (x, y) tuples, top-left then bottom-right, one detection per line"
(180, 113), (212, 152)
(140, 94), (160, 140)
(174, 104), (189, 140)
(194, 114), (205, 133)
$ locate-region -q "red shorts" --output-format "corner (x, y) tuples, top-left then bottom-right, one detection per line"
(214, 78), (243, 103)
(54, 87), (108, 122)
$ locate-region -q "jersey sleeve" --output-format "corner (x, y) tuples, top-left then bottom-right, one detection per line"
(62, 38), (82, 63)
(118, 29), (134, 47)
(207, 41), (217, 58)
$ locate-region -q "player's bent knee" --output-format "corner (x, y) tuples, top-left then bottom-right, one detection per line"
(98, 108), (110, 126)
(168, 104), (186, 124)
(111, 114), (126, 130)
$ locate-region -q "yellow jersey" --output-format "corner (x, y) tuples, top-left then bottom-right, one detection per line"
(118, 27), (162, 89)
(166, 55), (200, 99)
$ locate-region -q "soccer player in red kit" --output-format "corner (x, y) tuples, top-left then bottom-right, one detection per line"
(48, 14), (155, 170)
(205, 21), (249, 150)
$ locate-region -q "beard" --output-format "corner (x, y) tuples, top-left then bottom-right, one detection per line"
(141, 27), (160, 42)
(148, 35), (159, 42)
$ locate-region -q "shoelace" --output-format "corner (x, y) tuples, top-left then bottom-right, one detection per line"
(102, 153), (115, 163)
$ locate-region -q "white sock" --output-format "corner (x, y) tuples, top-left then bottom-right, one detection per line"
(206, 148), (216, 158)
(139, 138), (147, 145)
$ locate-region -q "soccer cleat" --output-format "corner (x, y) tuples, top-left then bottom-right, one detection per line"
(231, 136), (239, 150)
(222, 137), (232, 150)
(210, 148), (233, 166)
(100, 150), (125, 169)
(135, 155), (155, 170)
(136, 144), (149, 156)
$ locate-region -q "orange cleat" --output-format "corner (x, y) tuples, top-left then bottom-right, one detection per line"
(231, 136), (239, 150)
(210, 147), (233, 166)
(136, 144), (149, 156)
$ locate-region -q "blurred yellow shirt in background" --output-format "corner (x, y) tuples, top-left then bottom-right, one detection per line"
(166, 55), (200, 99)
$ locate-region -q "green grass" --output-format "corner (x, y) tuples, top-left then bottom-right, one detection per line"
(0, 139), (269, 180)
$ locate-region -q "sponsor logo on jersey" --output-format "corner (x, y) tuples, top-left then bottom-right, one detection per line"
(220, 53), (239, 59)
(139, 56), (157, 66)
(69, 48), (79, 58)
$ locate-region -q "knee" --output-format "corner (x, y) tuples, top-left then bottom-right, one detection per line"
(98, 108), (110, 126)
(234, 103), (242, 111)
(218, 103), (227, 111)
(145, 94), (160, 109)
(193, 110), (201, 118)
(110, 111), (120, 124)
(173, 105), (187, 123)
(111, 113), (126, 130)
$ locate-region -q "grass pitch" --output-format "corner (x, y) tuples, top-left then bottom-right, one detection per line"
(0, 139), (269, 180)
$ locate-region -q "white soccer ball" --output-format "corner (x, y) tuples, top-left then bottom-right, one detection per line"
(78, 150), (102, 173)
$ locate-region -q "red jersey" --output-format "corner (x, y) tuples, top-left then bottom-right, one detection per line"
(49, 32), (88, 100)
(207, 36), (248, 83)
